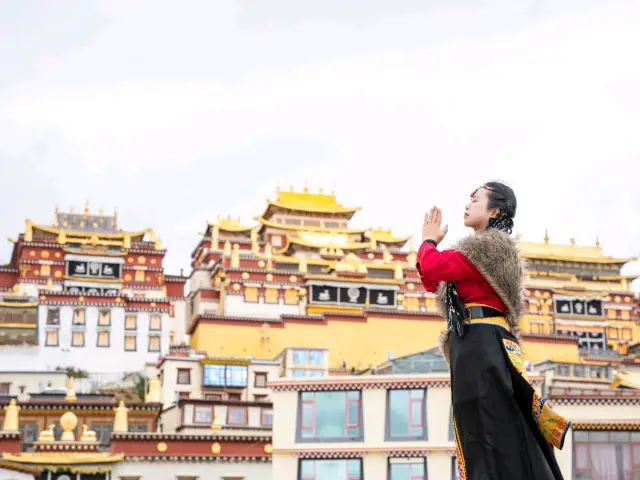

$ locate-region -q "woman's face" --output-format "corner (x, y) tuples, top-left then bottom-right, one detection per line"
(464, 187), (498, 231)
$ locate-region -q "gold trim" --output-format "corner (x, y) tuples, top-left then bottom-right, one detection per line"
(2, 451), (124, 465)
(0, 323), (37, 329)
(0, 302), (38, 308)
(63, 275), (122, 284)
(256, 217), (367, 234)
(304, 274), (402, 285)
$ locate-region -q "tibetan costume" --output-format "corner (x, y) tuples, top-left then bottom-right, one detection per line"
(416, 229), (570, 480)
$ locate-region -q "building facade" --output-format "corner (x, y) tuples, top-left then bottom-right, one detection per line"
(0, 206), (187, 374)
(185, 187), (640, 378)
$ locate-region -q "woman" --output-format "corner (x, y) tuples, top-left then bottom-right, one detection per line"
(417, 182), (570, 480)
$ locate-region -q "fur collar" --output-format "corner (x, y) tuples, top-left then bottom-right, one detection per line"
(435, 229), (526, 359)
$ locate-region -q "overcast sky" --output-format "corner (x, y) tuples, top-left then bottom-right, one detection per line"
(0, 0), (638, 286)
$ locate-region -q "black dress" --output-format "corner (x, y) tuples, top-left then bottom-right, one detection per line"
(449, 323), (569, 480)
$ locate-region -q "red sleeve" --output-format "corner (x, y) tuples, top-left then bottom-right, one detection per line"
(415, 241), (475, 292)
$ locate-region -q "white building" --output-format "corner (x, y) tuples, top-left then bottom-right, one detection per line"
(0, 208), (187, 376)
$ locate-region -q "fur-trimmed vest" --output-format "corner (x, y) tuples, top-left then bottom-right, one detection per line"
(435, 229), (526, 360)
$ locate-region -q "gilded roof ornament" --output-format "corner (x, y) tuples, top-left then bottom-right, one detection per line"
(2, 399), (20, 432)
(544, 229), (549, 244)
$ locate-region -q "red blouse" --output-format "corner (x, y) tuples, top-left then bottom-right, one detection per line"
(415, 241), (506, 312)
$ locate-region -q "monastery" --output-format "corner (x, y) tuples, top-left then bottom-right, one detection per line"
(0, 188), (638, 479)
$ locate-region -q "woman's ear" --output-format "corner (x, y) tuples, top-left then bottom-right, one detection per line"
(489, 208), (500, 219)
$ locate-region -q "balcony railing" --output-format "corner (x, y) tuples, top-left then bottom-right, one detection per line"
(549, 386), (640, 398)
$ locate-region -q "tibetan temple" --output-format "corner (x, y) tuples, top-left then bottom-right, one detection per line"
(186, 187), (639, 373)
(0, 205), (187, 374)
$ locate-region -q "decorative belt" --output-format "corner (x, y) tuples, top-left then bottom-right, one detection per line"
(464, 305), (510, 330)
(465, 305), (504, 319)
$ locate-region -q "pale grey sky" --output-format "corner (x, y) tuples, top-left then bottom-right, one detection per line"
(1, 0), (639, 285)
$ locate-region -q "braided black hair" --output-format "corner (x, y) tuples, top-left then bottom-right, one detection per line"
(484, 181), (517, 235)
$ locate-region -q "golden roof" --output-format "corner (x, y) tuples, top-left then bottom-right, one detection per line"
(365, 227), (411, 244)
(609, 371), (640, 390)
(208, 216), (255, 232)
(518, 236), (636, 264)
(26, 220), (154, 248)
(261, 187), (360, 216)
(256, 217), (367, 234)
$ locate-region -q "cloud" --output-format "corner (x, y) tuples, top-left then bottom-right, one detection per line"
(0, 0), (638, 285)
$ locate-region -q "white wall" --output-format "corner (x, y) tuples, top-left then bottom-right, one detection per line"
(0, 467), (34, 480)
(0, 305), (169, 374)
(225, 295), (298, 318)
(112, 461), (271, 480)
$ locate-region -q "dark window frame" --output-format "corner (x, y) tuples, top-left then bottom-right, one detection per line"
(388, 457), (428, 480)
(297, 457), (363, 480)
(385, 388), (428, 441)
(254, 372), (268, 388)
(296, 390), (364, 443)
(227, 406), (249, 425)
(177, 368), (191, 385)
(97, 330), (111, 348)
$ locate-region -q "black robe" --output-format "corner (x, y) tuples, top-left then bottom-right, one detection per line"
(449, 323), (570, 480)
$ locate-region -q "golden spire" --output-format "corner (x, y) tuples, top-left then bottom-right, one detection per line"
(544, 229), (549, 244)
(596, 236), (601, 248)
(84, 201), (90, 216)
(2, 399), (20, 432)
(54, 205), (60, 216)
(303, 181), (309, 193)
(65, 377), (77, 403)
(211, 410), (222, 432)
(569, 237), (576, 246)
(113, 401), (129, 433)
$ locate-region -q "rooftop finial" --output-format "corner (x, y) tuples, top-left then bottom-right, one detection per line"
(570, 237), (576, 246)
(84, 201), (90, 216)
(596, 236), (601, 248)
(303, 181), (309, 193)
(544, 229), (549, 244)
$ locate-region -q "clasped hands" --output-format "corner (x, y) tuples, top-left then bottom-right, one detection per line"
(422, 206), (448, 245)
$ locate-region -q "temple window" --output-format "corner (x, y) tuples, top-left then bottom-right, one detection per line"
(621, 310), (630, 320)
(0, 383), (10, 395)
(607, 309), (616, 319)
(45, 329), (59, 347)
(97, 330), (110, 347)
(264, 288), (279, 304)
(386, 389), (427, 441)
(573, 431), (640, 479)
(297, 391), (362, 442)
(124, 335), (136, 352)
(403, 296), (420, 312)
(622, 329), (632, 340)
(71, 331), (85, 347)
(72, 308), (85, 325)
(125, 314), (137, 330)
(177, 368), (191, 385)
(20, 423), (38, 448)
(150, 314), (162, 331)
(148, 335), (161, 352)
(193, 406), (212, 424)
(261, 408), (273, 426)
(203, 364), (248, 387)
(254, 372), (268, 388)
(127, 423), (148, 433)
(298, 458), (362, 480)
(389, 458), (427, 480)
(227, 406), (248, 425)
(134, 270), (145, 282)
(284, 288), (298, 305)
(244, 286), (258, 302)
(46, 308), (60, 325)
(40, 264), (51, 277)
(90, 423), (113, 448)
(292, 349), (325, 366)
(98, 310), (111, 326)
